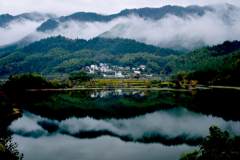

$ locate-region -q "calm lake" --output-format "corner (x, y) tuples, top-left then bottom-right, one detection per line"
(4, 88), (240, 160)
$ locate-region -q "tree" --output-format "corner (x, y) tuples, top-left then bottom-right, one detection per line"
(180, 126), (240, 160)
(69, 71), (92, 85)
(2, 73), (59, 93)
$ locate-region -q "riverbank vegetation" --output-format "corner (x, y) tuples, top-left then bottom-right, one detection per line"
(0, 95), (23, 160)
(0, 72), (193, 91)
(1, 73), (66, 92)
(180, 126), (240, 160)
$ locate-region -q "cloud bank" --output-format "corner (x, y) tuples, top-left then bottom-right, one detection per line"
(14, 135), (194, 160)
(10, 108), (240, 143)
(0, 20), (41, 46)
(1, 3), (240, 50)
(25, 5), (240, 50)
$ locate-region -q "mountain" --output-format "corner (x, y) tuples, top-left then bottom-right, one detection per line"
(0, 36), (180, 76)
(0, 14), (15, 27)
(116, 5), (211, 19)
(21, 36), (178, 55)
(0, 35), (239, 86)
(1, 4), (238, 51)
(37, 5), (212, 32)
(0, 12), (55, 28)
(164, 41), (240, 85)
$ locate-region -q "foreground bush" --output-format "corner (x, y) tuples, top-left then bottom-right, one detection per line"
(180, 126), (240, 160)
(2, 73), (57, 91)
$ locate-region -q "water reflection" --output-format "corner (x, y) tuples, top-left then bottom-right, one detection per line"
(4, 88), (240, 160)
(90, 89), (145, 98)
(13, 88), (240, 120)
(10, 108), (240, 145)
(13, 135), (194, 160)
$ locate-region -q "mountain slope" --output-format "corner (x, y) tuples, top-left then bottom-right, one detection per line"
(0, 12), (55, 27)
(164, 41), (240, 85)
(0, 37), (239, 85)
(0, 14), (14, 27)
(0, 36), (180, 76)
(37, 5), (212, 32)
(21, 36), (178, 55)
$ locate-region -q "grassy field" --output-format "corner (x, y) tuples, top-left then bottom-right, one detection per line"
(83, 79), (176, 88)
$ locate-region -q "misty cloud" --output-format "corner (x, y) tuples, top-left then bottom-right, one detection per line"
(25, 4), (240, 50)
(37, 20), (122, 40)
(100, 12), (240, 50)
(1, 3), (240, 49)
(0, 19), (42, 46)
(14, 135), (194, 160)
(10, 108), (240, 143)
(2, 4), (240, 49)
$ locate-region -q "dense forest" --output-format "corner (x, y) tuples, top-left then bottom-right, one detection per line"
(0, 36), (180, 76)
(0, 37), (240, 86)
(166, 41), (240, 85)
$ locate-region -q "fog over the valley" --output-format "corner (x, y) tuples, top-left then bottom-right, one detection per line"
(1, 3), (240, 50)
(0, 20), (41, 46)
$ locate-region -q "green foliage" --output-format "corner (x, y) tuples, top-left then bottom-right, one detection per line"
(165, 41), (240, 86)
(3, 73), (57, 91)
(0, 96), (23, 160)
(1, 37), (240, 86)
(210, 41), (240, 56)
(180, 151), (199, 160)
(0, 137), (23, 160)
(0, 36), (180, 76)
(69, 71), (92, 83)
(12, 90), (188, 120)
(21, 36), (177, 56)
(184, 52), (240, 85)
(180, 126), (240, 160)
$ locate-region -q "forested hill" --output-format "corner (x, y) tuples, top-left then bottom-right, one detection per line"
(21, 36), (179, 55)
(37, 5), (211, 32)
(166, 41), (240, 85)
(0, 35), (240, 86)
(0, 36), (180, 76)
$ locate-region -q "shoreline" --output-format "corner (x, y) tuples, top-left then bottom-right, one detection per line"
(25, 85), (240, 92)
(27, 87), (192, 92)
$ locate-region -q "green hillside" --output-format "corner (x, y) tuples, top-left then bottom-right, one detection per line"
(166, 41), (240, 85)
(0, 36), (180, 76)
(0, 36), (240, 86)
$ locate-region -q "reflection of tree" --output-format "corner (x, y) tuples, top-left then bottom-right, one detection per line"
(0, 95), (23, 160)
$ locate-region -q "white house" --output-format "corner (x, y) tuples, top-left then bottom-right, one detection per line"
(115, 71), (125, 78)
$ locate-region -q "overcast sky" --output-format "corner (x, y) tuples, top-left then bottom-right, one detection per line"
(0, 0), (239, 16)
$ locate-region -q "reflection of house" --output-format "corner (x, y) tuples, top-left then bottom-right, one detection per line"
(145, 74), (153, 78)
(90, 89), (146, 99)
(103, 73), (115, 78)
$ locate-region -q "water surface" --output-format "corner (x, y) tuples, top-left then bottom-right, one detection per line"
(6, 89), (240, 160)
